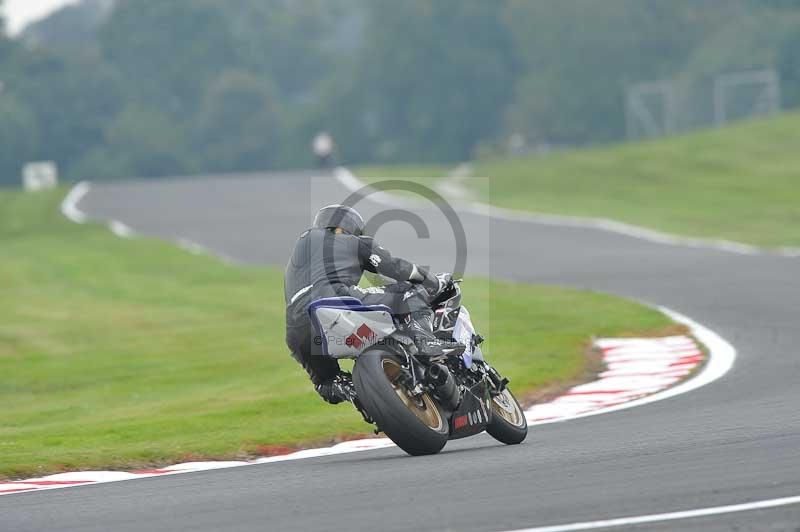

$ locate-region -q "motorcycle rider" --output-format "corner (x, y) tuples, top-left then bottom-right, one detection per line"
(311, 131), (334, 168)
(284, 204), (463, 404)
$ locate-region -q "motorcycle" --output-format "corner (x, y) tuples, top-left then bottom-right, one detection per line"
(308, 278), (528, 455)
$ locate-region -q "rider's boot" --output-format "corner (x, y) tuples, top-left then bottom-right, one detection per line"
(315, 371), (375, 423)
(406, 309), (465, 358)
(315, 371), (356, 404)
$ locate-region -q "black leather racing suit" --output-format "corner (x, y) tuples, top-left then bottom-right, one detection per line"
(284, 228), (438, 386)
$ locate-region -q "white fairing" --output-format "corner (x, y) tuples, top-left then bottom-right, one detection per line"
(453, 306), (484, 362)
(314, 307), (396, 359)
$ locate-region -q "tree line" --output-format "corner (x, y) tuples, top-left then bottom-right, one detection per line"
(1, 0), (799, 185)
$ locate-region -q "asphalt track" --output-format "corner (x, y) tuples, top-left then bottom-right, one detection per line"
(3, 170), (799, 532)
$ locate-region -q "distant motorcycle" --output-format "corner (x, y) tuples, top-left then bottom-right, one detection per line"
(309, 278), (528, 455)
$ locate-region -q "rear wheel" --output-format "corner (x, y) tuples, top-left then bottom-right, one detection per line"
(486, 387), (528, 445)
(353, 350), (449, 456)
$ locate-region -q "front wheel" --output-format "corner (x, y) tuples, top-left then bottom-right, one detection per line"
(486, 387), (528, 445)
(353, 351), (449, 456)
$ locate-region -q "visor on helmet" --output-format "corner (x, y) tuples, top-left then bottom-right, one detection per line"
(313, 204), (365, 236)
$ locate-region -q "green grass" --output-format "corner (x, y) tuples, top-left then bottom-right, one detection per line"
(355, 165), (449, 183)
(473, 113), (800, 248)
(354, 165), (448, 197)
(359, 113), (800, 248)
(0, 188), (672, 479)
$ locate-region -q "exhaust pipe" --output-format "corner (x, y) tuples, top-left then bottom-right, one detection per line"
(425, 363), (460, 410)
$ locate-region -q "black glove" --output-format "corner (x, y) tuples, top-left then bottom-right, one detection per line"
(420, 271), (448, 297)
(424, 272), (454, 298)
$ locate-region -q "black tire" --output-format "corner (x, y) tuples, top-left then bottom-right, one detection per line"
(353, 350), (449, 456)
(486, 388), (528, 445)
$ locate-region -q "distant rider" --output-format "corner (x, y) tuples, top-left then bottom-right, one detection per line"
(312, 131), (334, 168)
(284, 204), (462, 404)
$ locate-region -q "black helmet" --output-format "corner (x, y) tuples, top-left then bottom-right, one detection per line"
(313, 204), (365, 236)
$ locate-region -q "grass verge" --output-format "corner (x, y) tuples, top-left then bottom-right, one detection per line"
(354, 165), (449, 183)
(474, 114), (800, 248)
(1, 188), (673, 479)
(353, 165), (447, 197)
(360, 113), (800, 248)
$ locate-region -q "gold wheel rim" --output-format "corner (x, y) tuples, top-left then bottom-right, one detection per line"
(382, 358), (445, 432)
(492, 389), (525, 428)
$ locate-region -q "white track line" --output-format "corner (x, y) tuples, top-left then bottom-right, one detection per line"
(535, 306), (735, 424)
(60, 181), (90, 224)
(177, 238), (210, 255)
(108, 220), (136, 238)
(503, 494), (800, 532)
(60, 182), (247, 263)
(335, 167), (800, 258)
(525, 332), (708, 425)
(61, 182), (136, 238)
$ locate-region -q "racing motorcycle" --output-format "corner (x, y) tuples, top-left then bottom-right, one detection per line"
(308, 278), (528, 455)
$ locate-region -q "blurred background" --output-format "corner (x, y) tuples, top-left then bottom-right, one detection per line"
(2, 0), (800, 489)
(1, 0), (800, 185)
